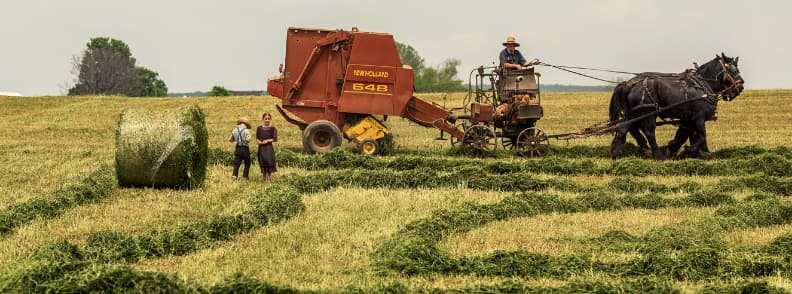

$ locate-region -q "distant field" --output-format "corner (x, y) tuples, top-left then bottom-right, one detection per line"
(1, 90), (791, 292)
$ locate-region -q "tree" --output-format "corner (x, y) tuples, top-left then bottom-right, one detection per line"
(395, 42), (425, 71)
(137, 67), (168, 97)
(395, 42), (466, 93)
(208, 86), (230, 96)
(69, 37), (168, 97)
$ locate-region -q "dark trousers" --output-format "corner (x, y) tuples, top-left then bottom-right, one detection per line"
(233, 146), (251, 179)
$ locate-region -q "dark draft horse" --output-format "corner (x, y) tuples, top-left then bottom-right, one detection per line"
(609, 53), (744, 159)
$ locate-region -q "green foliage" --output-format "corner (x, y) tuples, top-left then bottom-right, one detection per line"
(394, 42), (424, 71)
(208, 86), (231, 96)
(376, 133), (396, 156)
(137, 67), (168, 97)
(69, 37), (168, 97)
(86, 37), (133, 59)
(395, 41), (465, 93)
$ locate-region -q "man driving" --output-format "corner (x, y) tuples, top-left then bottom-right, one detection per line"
(500, 35), (540, 70)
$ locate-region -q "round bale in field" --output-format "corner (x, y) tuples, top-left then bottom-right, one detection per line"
(115, 104), (208, 189)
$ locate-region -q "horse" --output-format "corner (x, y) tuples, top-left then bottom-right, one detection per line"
(609, 53), (744, 159)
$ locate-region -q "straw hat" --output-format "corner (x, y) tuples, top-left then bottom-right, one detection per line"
(502, 35), (520, 47)
(236, 117), (251, 129)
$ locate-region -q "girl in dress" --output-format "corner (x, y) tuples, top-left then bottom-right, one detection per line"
(256, 113), (278, 180)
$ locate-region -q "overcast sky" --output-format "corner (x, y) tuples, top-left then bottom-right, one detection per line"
(1, 0), (789, 96)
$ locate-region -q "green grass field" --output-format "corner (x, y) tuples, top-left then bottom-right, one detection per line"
(1, 90), (791, 292)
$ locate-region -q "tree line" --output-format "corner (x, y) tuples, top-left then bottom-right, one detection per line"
(69, 37), (560, 96)
(69, 37), (167, 97)
(395, 42), (466, 93)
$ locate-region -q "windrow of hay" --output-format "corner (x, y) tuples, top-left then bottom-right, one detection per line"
(371, 192), (792, 281)
(6, 148), (792, 291)
(0, 181), (304, 292)
(0, 165), (116, 235)
(115, 104), (208, 189)
(210, 146), (792, 177)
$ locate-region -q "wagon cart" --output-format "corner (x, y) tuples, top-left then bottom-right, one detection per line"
(449, 66), (549, 157)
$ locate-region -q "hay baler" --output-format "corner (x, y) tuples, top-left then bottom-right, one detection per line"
(267, 27), (465, 155)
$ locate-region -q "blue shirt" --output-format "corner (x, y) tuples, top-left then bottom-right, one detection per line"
(500, 48), (526, 67)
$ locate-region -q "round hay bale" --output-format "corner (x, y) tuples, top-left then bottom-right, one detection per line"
(115, 104), (208, 189)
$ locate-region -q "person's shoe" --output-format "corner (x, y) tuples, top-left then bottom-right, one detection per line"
(243, 177), (249, 181)
(231, 176), (238, 181)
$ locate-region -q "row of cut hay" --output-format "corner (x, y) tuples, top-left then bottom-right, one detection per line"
(115, 104), (208, 189)
(448, 278), (783, 293)
(536, 144), (792, 160)
(5, 159), (791, 290)
(0, 165), (116, 235)
(217, 148), (792, 196)
(372, 191), (792, 280)
(3, 145), (788, 288)
(276, 166), (791, 197)
(0, 181), (304, 292)
(81, 183), (303, 264)
(210, 146), (792, 177)
(13, 237), (781, 293)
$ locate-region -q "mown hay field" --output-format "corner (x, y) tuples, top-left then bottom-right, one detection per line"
(0, 90), (791, 292)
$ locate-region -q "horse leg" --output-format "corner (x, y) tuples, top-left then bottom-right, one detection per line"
(610, 125), (629, 159)
(667, 125), (691, 158)
(629, 126), (651, 156)
(686, 120), (707, 158)
(641, 119), (665, 160)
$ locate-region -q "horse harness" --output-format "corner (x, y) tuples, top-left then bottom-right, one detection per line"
(626, 66), (732, 120)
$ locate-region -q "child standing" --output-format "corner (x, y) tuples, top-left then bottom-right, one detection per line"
(256, 113), (278, 180)
(229, 117), (252, 180)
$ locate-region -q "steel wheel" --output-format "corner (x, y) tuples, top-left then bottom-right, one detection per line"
(501, 136), (517, 150)
(462, 125), (497, 156)
(516, 127), (549, 157)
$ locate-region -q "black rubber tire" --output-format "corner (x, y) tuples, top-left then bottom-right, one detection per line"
(302, 120), (342, 154)
(358, 138), (380, 156)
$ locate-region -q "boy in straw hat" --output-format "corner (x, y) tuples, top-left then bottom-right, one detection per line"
(499, 35), (541, 70)
(229, 117), (252, 180)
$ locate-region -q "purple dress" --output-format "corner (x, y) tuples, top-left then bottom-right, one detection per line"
(256, 126), (277, 174)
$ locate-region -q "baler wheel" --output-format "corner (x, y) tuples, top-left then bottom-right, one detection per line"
(358, 138), (380, 156)
(303, 120), (342, 154)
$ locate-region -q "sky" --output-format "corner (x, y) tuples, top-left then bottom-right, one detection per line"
(1, 0), (789, 96)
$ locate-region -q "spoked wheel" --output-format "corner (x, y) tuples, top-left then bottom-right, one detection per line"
(449, 120), (466, 147)
(501, 136), (518, 150)
(517, 127), (550, 157)
(462, 125), (497, 156)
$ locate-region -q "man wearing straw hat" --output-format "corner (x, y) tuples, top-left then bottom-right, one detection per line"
(229, 117), (252, 180)
(500, 35), (541, 70)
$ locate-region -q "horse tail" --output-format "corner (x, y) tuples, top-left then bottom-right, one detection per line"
(609, 83), (626, 123)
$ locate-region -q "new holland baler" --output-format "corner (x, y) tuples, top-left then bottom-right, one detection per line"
(267, 27), (464, 155)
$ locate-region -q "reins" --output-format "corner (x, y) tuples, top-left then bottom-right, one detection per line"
(539, 63), (631, 84)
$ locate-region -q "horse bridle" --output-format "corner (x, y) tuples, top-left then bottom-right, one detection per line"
(716, 58), (743, 99)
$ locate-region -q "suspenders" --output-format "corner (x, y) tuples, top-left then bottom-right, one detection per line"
(233, 127), (248, 147)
